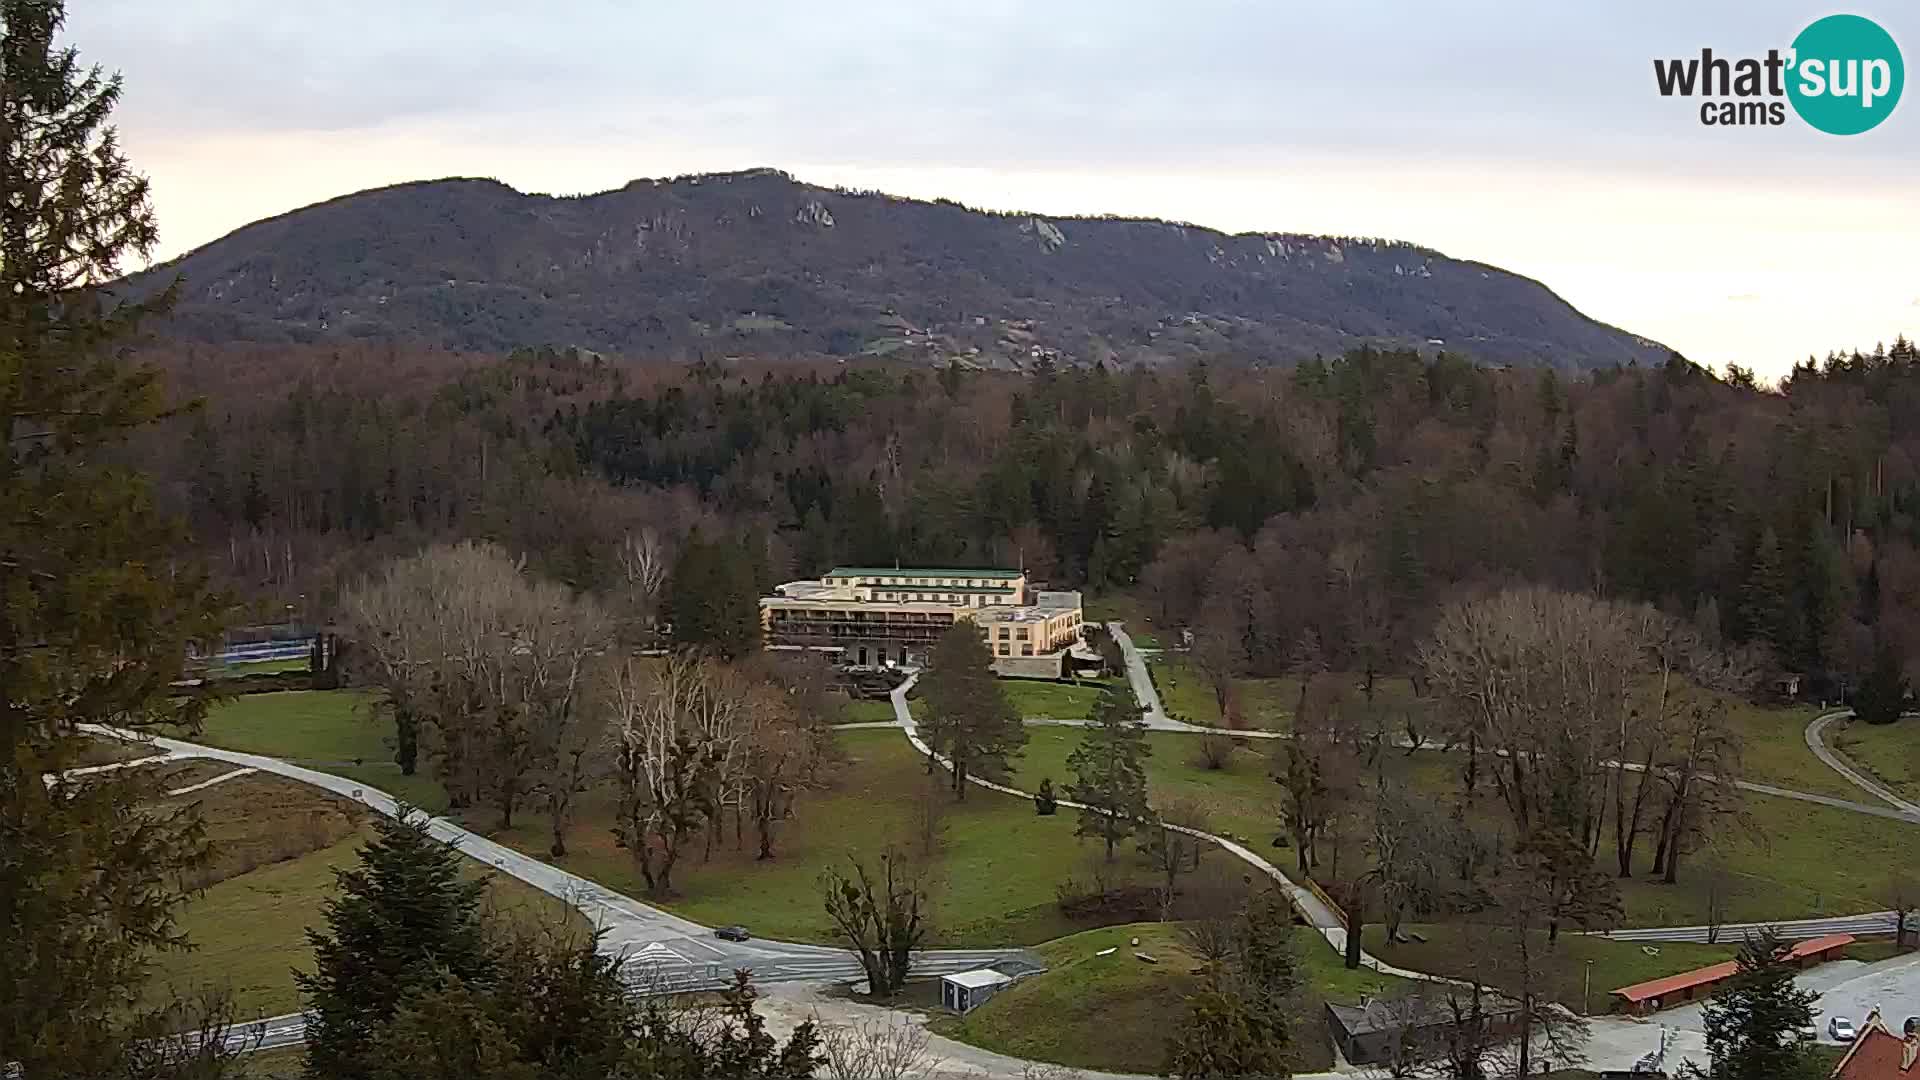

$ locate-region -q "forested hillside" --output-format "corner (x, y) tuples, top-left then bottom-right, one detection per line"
(123, 169), (1667, 371)
(142, 335), (1920, 692)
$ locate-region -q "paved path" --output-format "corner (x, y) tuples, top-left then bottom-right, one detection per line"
(1595, 911), (1902, 944)
(886, 674), (1437, 988)
(1807, 709), (1920, 817)
(165, 766), (259, 797)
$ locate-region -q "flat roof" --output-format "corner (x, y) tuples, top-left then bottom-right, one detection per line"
(1611, 934), (1854, 1003)
(827, 567), (1024, 580)
(943, 968), (1015, 989)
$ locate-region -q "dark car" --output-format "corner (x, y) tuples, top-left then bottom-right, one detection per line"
(714, 925), (751, 942)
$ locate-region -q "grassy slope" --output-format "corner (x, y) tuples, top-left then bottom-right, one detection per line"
(488, 729), (1185, 947)
(149, 832), (586, 1018)
(1011, 721), (1917, 927)
(1083, 594), (1160, 648)
(1733, 701), (1856, 799)
(189, 690), (448, 811)
(1365, 924), (1736, 1014)
(1832, 716), (1920, 800)
(840, 698), (897, 724)
(937, 921), (1408, 1074)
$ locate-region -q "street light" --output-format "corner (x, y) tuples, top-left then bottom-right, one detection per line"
(1584, 958), (1594, 1016)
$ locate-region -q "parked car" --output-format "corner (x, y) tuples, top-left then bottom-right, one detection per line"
(714, 925), (751, 942)
(1795, 1021), (1819, 1043)
(1829, 1016), (1857, 1042)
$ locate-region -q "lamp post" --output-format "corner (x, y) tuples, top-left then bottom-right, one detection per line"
(1584, 958), (1594, 1016)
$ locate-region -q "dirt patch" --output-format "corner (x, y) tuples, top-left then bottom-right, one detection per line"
(173, 773), (367, 890)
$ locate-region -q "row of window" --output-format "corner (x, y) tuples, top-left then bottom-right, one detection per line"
(848, 575), (1009, 587)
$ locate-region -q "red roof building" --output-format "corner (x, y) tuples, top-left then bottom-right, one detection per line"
(1608, 934), (1854, 1016)
(1831, 1010), (1920, 1079)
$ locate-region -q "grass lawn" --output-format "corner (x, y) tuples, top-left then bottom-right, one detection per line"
(184, 690), (449, 811)
(1732, 701), (1857, 799)
(486, 729), (1185, 947)
(1007, 726), (1284, 844)
(1083, 594), (1161, 648)
(213, 657), (312, 677)
(149, 830), (586, 1018)
(840, 698), (897, 724)
(1364, 923), (1737, 1014)
(1832, 717), (1920, 800)
(1009, 720), (1918, 929)
(935, 921), (1408, 1074)
(234, 1047), (302, 1078)
(999, 678), (1114, 720)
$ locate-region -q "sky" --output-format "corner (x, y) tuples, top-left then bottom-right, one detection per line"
(70, 1), (1920, 379)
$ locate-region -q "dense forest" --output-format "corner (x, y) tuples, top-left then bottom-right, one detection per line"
(141, 334), (1920, 694)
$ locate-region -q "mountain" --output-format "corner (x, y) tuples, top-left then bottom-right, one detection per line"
(127, 168), (1669, 370)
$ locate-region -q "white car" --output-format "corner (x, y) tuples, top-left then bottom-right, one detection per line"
(1829, 1016), (1857, 1042)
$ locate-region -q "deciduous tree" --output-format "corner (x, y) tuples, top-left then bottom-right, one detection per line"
(918, 621), (1025, 799)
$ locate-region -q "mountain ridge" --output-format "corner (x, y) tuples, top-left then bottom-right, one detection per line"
(127, 167), (1670, 370)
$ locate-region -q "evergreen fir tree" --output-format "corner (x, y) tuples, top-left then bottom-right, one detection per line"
(1737, 529), (1790, 659)
(0, 3), (233, 1073)
(665, 530), (761, 660)
(1854, 637), (1909, 725)
(1696, 931), (1823, 1080)
(1065, 687), (1153, 859)
(298, 808), (495, 1080)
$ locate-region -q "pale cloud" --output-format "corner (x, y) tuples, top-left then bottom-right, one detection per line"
(65, 0), (1920, 377)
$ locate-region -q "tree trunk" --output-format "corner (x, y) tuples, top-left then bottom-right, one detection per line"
(1344, 885), (1364, 970)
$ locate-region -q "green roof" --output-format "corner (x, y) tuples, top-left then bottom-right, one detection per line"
(827, 567), (1023, 580)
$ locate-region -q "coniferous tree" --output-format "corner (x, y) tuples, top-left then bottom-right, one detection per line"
(665, 530), (762, 660)
(1737, 529), (1790, 660)
(1065, 686), (1152, 858)
(1854, 637), (1909, 725)
(917, 621), (1024, 799)
(297, 808), (495, 1080)
(0, 3), (232, 1075)
(1694, 931), (1822, 1080)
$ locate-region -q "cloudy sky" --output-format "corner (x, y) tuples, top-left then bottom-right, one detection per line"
(71, 1), (1917, 378)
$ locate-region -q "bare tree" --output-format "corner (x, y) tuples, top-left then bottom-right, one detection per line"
(1141, 798), (1209, 920)
(609, 654), (721, 896)
(1886, 871), (1919, 949)
(818, 1016), (941, 1080)
(820, 850), (929, 997)
(1649, 698), (1746, 885)
(1702, 854), (1734, 944)
(614, 526), (672, 633)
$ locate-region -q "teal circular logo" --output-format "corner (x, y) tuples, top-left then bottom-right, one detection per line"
(1788, 14), (1903, 134)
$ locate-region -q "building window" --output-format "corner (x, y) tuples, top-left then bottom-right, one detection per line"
(1021, 645), (1033, 656)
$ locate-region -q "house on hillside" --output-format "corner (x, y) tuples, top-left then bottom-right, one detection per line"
(1829, 1010), (1920, 1079)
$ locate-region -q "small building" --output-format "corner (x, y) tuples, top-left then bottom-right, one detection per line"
(939, 957), (1046, 1014)
(1324, 994), (1522, 1067)
(1830, 1009), (1920, 1079)
(940, 968), (1013, 1013)
(1609, 934), (1853, 1016)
